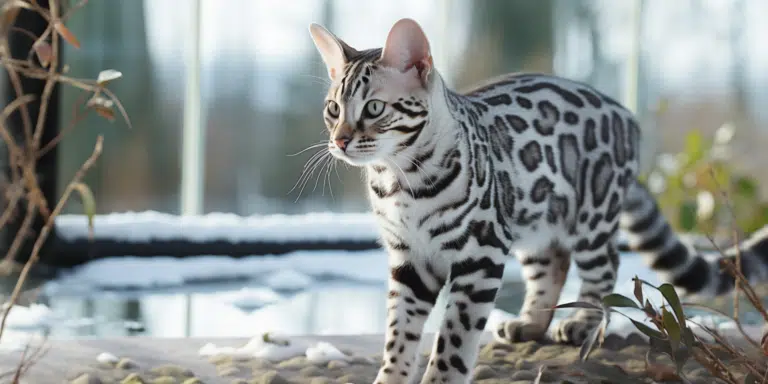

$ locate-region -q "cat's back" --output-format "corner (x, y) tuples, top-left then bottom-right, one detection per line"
(460, 72), (629, 115)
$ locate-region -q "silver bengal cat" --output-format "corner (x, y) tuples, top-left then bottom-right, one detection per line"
(308, 18), (768, 384)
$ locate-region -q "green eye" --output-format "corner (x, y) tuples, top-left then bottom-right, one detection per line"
(364, 100), (385, 118)
(326, 100), (340, 118)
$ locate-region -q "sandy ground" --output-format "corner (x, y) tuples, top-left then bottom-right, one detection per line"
(0, 331), (765, 384)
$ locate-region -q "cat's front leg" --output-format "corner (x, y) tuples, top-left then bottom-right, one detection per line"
(419, 256), (505, 384)
(373, 257), (444, 384)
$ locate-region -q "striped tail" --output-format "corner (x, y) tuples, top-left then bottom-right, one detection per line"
(619, 179), (768, 297)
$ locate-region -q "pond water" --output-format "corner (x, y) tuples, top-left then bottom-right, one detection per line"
(0, 251), (763, 346)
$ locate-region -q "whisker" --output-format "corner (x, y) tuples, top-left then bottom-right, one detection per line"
(295, 152), (332, 202)
(388, 156), (414, 195)
(287, 141), (327, 157)
(289, 150), (328, 197)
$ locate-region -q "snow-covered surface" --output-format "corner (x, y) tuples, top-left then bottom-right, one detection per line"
(198, 332), (352, 362)
(55, 211), (380, 243)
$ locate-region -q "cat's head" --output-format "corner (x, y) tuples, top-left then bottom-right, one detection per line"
(309, 18), (436, 167)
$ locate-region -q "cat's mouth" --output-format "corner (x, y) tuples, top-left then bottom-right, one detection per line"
(329, 145), (380, 166)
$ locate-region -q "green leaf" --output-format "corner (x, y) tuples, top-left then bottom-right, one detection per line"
(72, 182), (96, 240)
(684, 130), (706, 164)
(554, 301), (602, 311)
(658, 284), (686, 329)
(602, 293), (640, 309)
(633, 277), (644, 304)
(579, 310), (609, 362)
(630, 319), (666, 340)
(662, 307), (681, 352)
(734, 176), (758, 200)
(678, 200), (698, 232)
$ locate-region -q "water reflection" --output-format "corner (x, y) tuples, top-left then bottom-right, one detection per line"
(0, 278), (526, 340)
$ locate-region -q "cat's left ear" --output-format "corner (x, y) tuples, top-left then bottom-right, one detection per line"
(380, 18), (433, 85)
(309, 23), (352, 81)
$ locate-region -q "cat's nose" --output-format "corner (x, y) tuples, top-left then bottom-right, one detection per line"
(334, 137), (351, 151)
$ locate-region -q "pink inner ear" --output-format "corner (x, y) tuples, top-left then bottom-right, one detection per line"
(381, 19), (432, 78)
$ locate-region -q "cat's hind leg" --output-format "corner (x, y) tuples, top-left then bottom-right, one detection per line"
(494, 245), (571, 343)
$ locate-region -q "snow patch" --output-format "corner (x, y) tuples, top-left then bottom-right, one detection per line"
(220, 287), (282, 312)
(55, 211), (380, 243)
(96, 352), (119, 365)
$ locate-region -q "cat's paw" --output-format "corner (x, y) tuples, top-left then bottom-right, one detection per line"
(493, 319), (548, 344)
(551, 317), (599, 345)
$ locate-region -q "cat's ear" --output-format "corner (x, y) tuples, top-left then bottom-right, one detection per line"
(380, 18), (433, 84)
(309, 23), (350, 81)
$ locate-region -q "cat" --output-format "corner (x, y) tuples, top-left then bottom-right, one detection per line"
(307, 18), (768, 384)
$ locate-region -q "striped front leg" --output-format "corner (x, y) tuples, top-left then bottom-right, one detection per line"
(373, 260), (444, 384)
(419, 256), (505, 384)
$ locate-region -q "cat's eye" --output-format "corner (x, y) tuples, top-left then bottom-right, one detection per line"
(326, 101), (340, 118)
(363, 100), (385, 119)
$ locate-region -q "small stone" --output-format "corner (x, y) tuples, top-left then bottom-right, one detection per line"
(327, 360), (348, 369)
(218, 364), (240, 377)
(513, 359), (534, 370)
(310, 378), (332, 384)
(348, 356), (373, 365)
(337, 375), (361, 384)
(473, 365), (496, 380)
(70, 373), (103, 384)
(151, 377), (177, 384)
(121, 373), (145, 384)
(229, 380), (248, 384)
(249, 359), (272, 369)
(181, 379), (203, 384)
(151, 365), (194, 378)
(117, 358), (139, 370)
(255, 370), (291, 384)
(299, 366), (324, 377)
(510, 370), (537, 381)
(277, 356), (308, 369)
(208, 355), (233, 365)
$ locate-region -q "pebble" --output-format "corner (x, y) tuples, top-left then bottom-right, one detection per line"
(256, 370), (291, 384)
(150, 365), (194, 378)
(70, 373), (103, 384)
(117, 358), (139, 370)
(120, 373), (144, 384)
(473, 364), (496, 380)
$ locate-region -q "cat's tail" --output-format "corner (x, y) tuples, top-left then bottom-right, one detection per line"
(618, 179), (768, 297)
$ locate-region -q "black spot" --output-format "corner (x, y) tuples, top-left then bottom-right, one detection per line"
(515, 96), (533, 109)
(539, 147), (555, 175)
(584, 118), (597, 151)
(611, 111), (627, 167)
(558, 134), (580, 188)
(519, 141), (543, 172)
(505, 114), (529, 133)
(483, 94), (512, 106)
(475, 317), (487, 330)
(515, 82), (585, 108)
(588, 213), (604, 231)
(564, 111), (579, 125)
(590, 153), (615, 207)
(547, 193), (570, 224)
(530, 176), (554, 203)
(449, 355), (469, 375)
(391, 263), (439, 304)
(534, 100), (559, 135)
(459, 312), (471, 331)
(600, 114), (611, 144)
(404, 332), (420, 341)
(450, 334), (462, 348)
(437, 336), (445, 353)
(386, 340), (395, 351)
(605, 192), (622, 222)
(437, 359), (448, 372)
(672, 257), (710, 293)
(577, 89), (602, 108)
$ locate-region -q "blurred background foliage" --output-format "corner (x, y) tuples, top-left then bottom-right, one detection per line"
(54, 0), (768, 235)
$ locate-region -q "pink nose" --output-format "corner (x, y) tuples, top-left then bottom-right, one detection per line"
(335, 137), (351, 151)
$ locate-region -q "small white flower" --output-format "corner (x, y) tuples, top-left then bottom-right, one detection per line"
(714, 122), (735, 145)
(696, 191), (715, 220)
(656, 153), (680, 175)
(647, 171), (666, 194)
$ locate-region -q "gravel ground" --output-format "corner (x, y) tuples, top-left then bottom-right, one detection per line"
(53, 333), (766, 384)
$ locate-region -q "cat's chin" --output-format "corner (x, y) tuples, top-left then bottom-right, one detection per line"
(331, 152), (379, 167)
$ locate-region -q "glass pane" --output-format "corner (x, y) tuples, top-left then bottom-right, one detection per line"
(58, 0), (187, 214)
